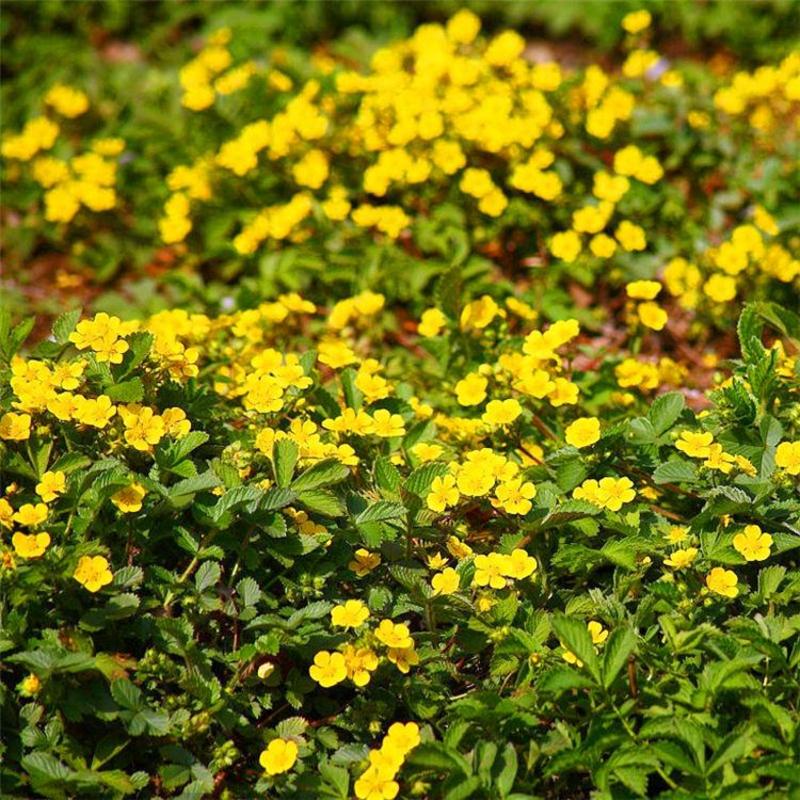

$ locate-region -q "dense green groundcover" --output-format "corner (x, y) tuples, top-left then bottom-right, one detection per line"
(1, 3), (800, 799)
(1, 291), (799, 800)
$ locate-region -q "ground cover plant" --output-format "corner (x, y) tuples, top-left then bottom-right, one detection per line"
(2, 6), (798, 321)
(1, 4), (800, 800)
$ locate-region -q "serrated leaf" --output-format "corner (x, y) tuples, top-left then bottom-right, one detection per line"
(105, 378), (145, 403)
(236, 577), (261, 607)
(404, 462), (449, 497)
(653, 460), (697, 485)
(53, 308), (82, 344)
(273, 438), (299, 488)
(195, 561), (221, 593)
(551, 614), (601, 683)
(291, 458), (350, 491)
(111, 678), (144, 711)
(602, 626), (637, 688)
(356, 500), (406, 525)
(649, 391), (685, 434)
(297, 489), (345, 517)
(21, 752), (73, 785)
(375, 456), (402, 494)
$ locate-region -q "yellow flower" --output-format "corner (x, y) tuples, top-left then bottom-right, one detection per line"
(386, 646), (419, 674)
(69, 313), (129, 364)
(675, 431), (713, 458)
(704, 274), (736, 303)
(412, 442), (443, 462)
(561, 648), (583, 667)
(597, 477), (636, 512)
(73, 555), (113, 592)
(354, 765), (399, 800)
(455, 373), (488, 406)
(637, 302), (668, 331)
(706, 567), (738, 598)
(565, 417), (601, 449)
(259, 738), (298, 775)
(111, 484), (146, 513)
(482, 398), (521, 427)
(45, 84), (89, 117)
(473, 553), (507, 589)
(162, 407), (192, 438)
(0, 412), (32, 441)
(492, 479), (536, 515)
(374, 619), (413, 649)
(12, 531), (51, 559)
(343, 645), (379, 686)
(72, 395), (116, 428)
(384, 721), (421, 755)
(371, 409), (405, 438)
(666, 526), (690, 544)
(331, 599), (370, 628)
(775, 441), (800, 475)
(732, 525), (772, 562)
(622, 10), (651, 34)
(447, 9), (481, 43)
(431, 567), (460, 596)
(426, 474), (460, 513)
(35, 470), (66, 502)
(418, 308), (447, 337)
(308, 651), (347, 687)
(550, 231), (582, 263)
(663, 547), (698, 569)
(349, 548), (381, 577)
(447, 535), (473, 560)
(456, 463), (495, 497)
(587, 621), (608, 645)
(500, 548), (537, 580)
(460, 295), (500, 331)
(20, 673), (42, 696)
(615, 221), (647, 252)
(13, 503), (48, 527)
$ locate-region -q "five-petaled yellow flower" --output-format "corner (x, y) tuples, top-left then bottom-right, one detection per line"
(73, 555), (113, 592)
(331, 599), (370, 628)
(259, 738), (298, 775)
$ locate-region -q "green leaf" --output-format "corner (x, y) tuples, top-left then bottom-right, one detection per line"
(105, 378), (145, 403)
(652, 460), (697, 485)
(340, 368), (363, 409)
(21, 752), (73, 785)
(375, 456), (402, 494)
(551, 614), (601, 683)
(236, 577), (261, 607)
(287, 601), (332, 627)
(493, 743), (518, 798)
(737, 305), (767, 365)
(297, 489), (345, 517)
(167, 470), (220, 501)
(195, 561), (221, 593)
(111, 678), (144, 711)
(404, 462), (449, 497)
(156, 431), (209, 468)
(0, 315), (35, 362)
(53, 308), (82, 344)
(538, 666), (596, 695)
(602, 626), (637, 688)
(705, 729), (754, 776)
(291, 458), (350, 491)
(273, 438), (299, 488)
(649, 391), (685, 434)
(356, 500), (406, 525)
(435, 263), (463, 321)
(408, 742), (471, 775)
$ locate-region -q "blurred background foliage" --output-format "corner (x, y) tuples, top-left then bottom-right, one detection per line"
(1, 0), (798, 327)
